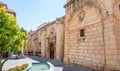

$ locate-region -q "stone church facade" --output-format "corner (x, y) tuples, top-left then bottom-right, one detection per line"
(27, 17), (65, 61)
(27, 0), (120, 70)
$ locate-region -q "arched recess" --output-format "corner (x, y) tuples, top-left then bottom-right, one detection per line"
(47, 27), (56, 59)
(67, 0), (107, 22)
(49, 43), (55, 59)
(66, 0), (110, 68)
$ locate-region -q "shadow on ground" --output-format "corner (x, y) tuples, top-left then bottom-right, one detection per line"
(28, 56), (92, 71)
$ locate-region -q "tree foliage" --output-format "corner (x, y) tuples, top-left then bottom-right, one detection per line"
(0, 8), (27, 71)
(0, 8), (27, 55)
(0, 8), (17, 53)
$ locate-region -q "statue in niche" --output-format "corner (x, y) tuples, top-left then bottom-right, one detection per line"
(47, 28), (56, 44)
(79, 10), (85, 21)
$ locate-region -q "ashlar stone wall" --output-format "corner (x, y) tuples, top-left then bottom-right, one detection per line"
(64, 0), (120, 70)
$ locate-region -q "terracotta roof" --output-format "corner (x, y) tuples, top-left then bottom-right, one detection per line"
(7, 9), (15, 13)
(0, 2), (7, 6)
(7, 9), (16, 16)
(0, 2), (16, 17)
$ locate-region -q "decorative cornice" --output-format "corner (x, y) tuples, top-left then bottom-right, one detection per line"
(37, 16), (65, 31)
(64, 0), (76, 8)
(66, 0), (107, 23)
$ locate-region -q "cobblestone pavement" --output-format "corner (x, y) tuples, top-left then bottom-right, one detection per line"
(28, 56), (92, 71)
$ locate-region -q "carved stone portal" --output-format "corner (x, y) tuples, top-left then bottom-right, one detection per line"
(49, 43), (54, 59)
(47, 28), (56, 59)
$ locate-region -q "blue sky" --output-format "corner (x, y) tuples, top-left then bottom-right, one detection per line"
(0, 0), (66, 32)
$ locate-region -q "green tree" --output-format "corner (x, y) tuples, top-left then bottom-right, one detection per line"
(0, 8), (26, 71)
(20, 28), (27, 54)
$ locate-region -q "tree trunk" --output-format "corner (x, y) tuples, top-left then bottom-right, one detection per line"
(0, 58), (9, 71)
(0, 53), (2, 69)
(21, 39), (24, 54)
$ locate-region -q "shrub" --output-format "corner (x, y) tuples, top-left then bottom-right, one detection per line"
(8, 64), (28, 71)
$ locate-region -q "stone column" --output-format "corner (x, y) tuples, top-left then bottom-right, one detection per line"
(31, 35), (34, 55)
(64, 15), (69, 64)
(41, 28), (46, 57)
(102, 0), (119, 69)
(33, 40), (36, 55)
(46, 36), (49, 58)
(56, 21), (64, 61)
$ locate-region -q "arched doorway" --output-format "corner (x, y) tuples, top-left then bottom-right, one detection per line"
(49, 43), (54, 59)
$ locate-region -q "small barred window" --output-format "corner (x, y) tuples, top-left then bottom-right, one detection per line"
(80, 29), (84, 37)
(119, 5), (120, 10)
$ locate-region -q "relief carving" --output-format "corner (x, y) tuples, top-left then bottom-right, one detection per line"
(47, 28), (56, 44)
(79, 10), (85, 21)
(66, 0), (106, 22)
